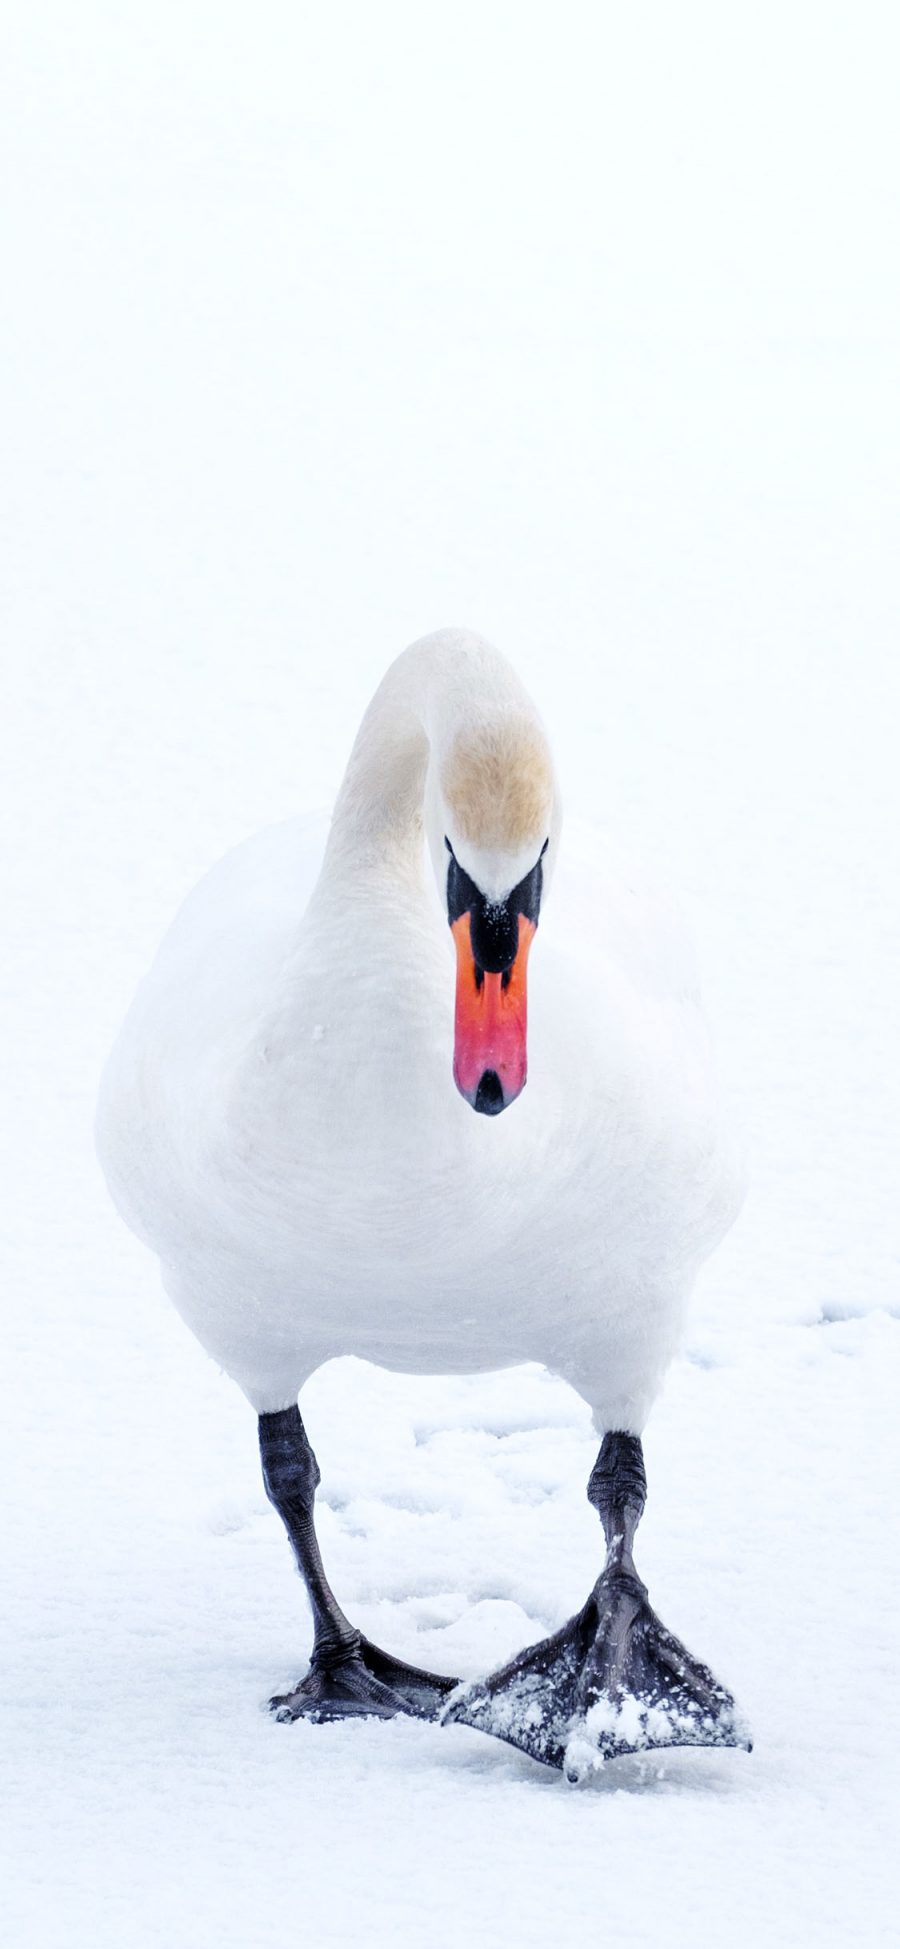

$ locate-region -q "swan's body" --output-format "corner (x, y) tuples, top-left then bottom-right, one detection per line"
(98, 632), (739, 1428)
(97, 630), (746, 1774)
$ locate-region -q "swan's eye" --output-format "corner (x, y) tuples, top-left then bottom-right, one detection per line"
(508, 853), (544, 928)
(445, 845), (481, 927)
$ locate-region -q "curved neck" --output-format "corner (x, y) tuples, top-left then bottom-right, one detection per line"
(320, 630), (545, 890)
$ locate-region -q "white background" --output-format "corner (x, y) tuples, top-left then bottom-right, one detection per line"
(2, 4), (898, 1944)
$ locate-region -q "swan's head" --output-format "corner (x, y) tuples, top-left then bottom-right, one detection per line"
(426, 712), (557, 1116)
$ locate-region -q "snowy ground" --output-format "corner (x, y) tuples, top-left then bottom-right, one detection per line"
(3, 5), (899, 1944)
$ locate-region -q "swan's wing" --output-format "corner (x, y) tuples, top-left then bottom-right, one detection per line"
(535, 814), (744, 1251)
(126, 811), (330, 1034)
(96, 813), (330, 1219)
(547, 813), (702, 1008)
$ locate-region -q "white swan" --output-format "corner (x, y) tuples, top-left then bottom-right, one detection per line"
(97, 628), (746, 1777)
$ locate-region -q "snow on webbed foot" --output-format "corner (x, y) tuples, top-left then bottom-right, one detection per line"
(442, 1567), (750, 1780)
(271, 1635), (459, 1725)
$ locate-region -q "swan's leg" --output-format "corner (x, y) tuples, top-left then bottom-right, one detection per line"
(259, 1406), (458, 1723)
(443, 1432), (748, 1778)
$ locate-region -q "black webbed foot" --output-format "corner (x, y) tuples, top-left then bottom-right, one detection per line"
(443, 1431), (747, 1779)
(271, 1634), (459, 1725)
(443, 1564), (748, 1779)
(260, 1407), (458, 1726)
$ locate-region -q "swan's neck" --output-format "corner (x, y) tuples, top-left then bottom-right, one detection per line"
(320, 630), (551, 895)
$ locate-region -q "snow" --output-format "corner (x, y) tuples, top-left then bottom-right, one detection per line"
(2, 3), (899, 1945)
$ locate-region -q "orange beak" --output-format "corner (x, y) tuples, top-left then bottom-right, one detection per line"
(451, 913), (536, 1114)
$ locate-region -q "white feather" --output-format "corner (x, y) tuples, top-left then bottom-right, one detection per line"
(96, 630), (743, 1429)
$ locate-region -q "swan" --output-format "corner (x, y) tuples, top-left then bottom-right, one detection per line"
(96, 627), (747, 1778)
